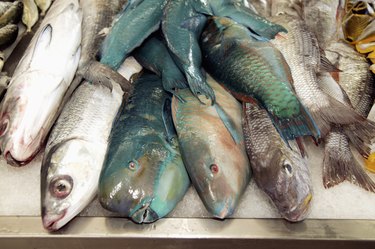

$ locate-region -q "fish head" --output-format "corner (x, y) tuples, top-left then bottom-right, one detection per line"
(0, 72), (64, 166)
(41, 139), (101, 231)
(259, 149), (312, 222)
(183, 136), (250, 219)
(99, 134), (172, 223)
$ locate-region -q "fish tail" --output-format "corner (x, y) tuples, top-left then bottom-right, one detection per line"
(323, 130), (375, 193)
(186, 73), (216, 105)
(270, 103), (321, 142)
(310, 95), (366, 137)
(343, 120), (375, 158)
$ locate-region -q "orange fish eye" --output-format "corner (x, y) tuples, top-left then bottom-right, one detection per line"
(210, 164), (219, 174)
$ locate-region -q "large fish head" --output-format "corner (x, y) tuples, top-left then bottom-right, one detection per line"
(0, 72), (64, 166)
(183, 136), (250, 219)
(259, 149), (312, 222)
(41, 139), (102, 231)
(99, 134), (179, 223)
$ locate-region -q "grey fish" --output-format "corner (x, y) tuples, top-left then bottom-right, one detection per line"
(0, 1), (23, 28)
(0, 23), (18, 50)
(243, 100), (312, 222)
(41, 81), (123, 231)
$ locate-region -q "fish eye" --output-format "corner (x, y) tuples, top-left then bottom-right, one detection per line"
(49, 175), (73, 199)
(282, 162), (293, 175)
(128, 161), (138, 171)
(210, 164), (219, 174)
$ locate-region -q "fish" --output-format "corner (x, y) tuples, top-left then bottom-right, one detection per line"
(0, 1), (23, 28)
(22, 0), (39, 32)
(99, 73), (190, 223)
(162, 0), (287, 104)
(246, 0), (272, 17)
(270, 14), (369, 137)
(100, 0), (167, 70)
(243, 99), (312, 222)
(41, 81), (123, 231)
(133, 35), (187, 95)
(172, 74), (251, 218)
(62, 0), (130, 113)
(303, 0), (344, 48)
(317, 69), (375, 192)
(0, 24), (18, 50)
(35, 0), (52, 16)
(0, 0), (82, 166)
(201, 16), (320, 142)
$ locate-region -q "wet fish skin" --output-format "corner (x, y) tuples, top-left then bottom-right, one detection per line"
(41, 81), (123, 231)
(201, 16), (319, 141)
(0, 23), (18, 50)
(100, 0), (167, 70)
(0, 0), (82, 166)
(22, 0), (39, 32)
(172, 74), (250, 218)
(35, 0), (52, 16)
(243, 100), (312, 222)
(99, 73), (190, 223)
(133, 36), (188, 93)
(0, 1), (23, 28)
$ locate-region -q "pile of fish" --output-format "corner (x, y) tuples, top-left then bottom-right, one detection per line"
(0, 0), (374, 231)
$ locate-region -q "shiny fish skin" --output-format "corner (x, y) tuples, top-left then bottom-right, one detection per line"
(243, 100), (312, 222)
(0, 0), (82, 166)
(201, 16), (320, 141)
(172, 74), (251, 218)
(99, 73), (189, 223)
(22, 0), (39, 32)
(41, 81), (123, 231)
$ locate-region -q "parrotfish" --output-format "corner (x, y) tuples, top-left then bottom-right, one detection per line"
(201, 16), (319, 142)
(172, 74), (251, 218)
(99, 73), (190, 223)
(243, 99), (312, 222)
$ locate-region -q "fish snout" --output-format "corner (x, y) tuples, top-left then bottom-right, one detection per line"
(206, 197), (235, 219)
(42, 209), (67, 231)
(283, 193), (312, 222)
(131, 203), (159, 224)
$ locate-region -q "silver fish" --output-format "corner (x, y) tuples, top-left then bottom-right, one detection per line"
(243, 100), (312, 222)
(41, 81), (122, 231)
(0, 0), (82, 166)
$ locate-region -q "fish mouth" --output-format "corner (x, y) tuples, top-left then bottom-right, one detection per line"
(4, 150), (36, 167)
(283, 194), (312, 222)
(42, 209), (67, 232)
(130, 203), (159, 224)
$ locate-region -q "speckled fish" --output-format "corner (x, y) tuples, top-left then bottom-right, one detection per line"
(41, 81), (123, 231)
(0, 0), (82, 166)
(201, 16), (319, 142)
(172, 74), (251, 218)
(100, 0), (168, 70)
(133, 35), (187, 95)
(270, 13), (370, 137)
(35, 0), (52, 16)
(243, 100), (312, 222)
(162, 0), (287, 104)
(22, 0), (39, 32)
(0, 1), (23, 28)
(99, 73), (190, 223)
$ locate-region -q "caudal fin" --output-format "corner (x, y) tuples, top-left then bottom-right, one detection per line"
(186, 73), (216, 105)
(323, 129), (375, 193)
(343, 120), (375, 158)
(270, 102), (321, 142)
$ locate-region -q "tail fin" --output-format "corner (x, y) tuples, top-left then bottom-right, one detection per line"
(343, 120), (375, 158)
(186, 72), (216, 105)
(270, 102), (321, 142)
(309, 94), (366, 137)
(323, 129), (375, 193)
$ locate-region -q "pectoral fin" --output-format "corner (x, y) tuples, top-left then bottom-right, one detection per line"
(162, 97), (177, 143)
(215, 103), (241, 144)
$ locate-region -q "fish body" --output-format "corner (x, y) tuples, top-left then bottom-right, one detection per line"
(270, 14), (365, 137)
(99, 73), (189, 223)
(172, 74), (250, 218)
(100, 0), (167, 70)
(133, 36), (187, 93)
(22, 0), (39, 32)
(35, 0), (52, 16)
(0, 1), (23, 28)
(0, 24), (18, 50)
(41, 81), (122, 231)
(0, 0), (82, 166)
(243, 100), (312, 222)
(201, 16), (319, 141)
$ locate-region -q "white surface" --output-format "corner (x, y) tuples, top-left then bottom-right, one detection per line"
(1, 141), (375, 219)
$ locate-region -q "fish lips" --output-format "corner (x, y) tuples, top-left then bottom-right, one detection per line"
(130, 202), (159, 224)
(280, 193), (312, 222)
(42, 209), (67, 232)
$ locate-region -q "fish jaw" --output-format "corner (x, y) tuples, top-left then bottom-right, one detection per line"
(281, 193), (312, 222)
(42, 209), (67, 231)
(130, 202), (159, 224)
